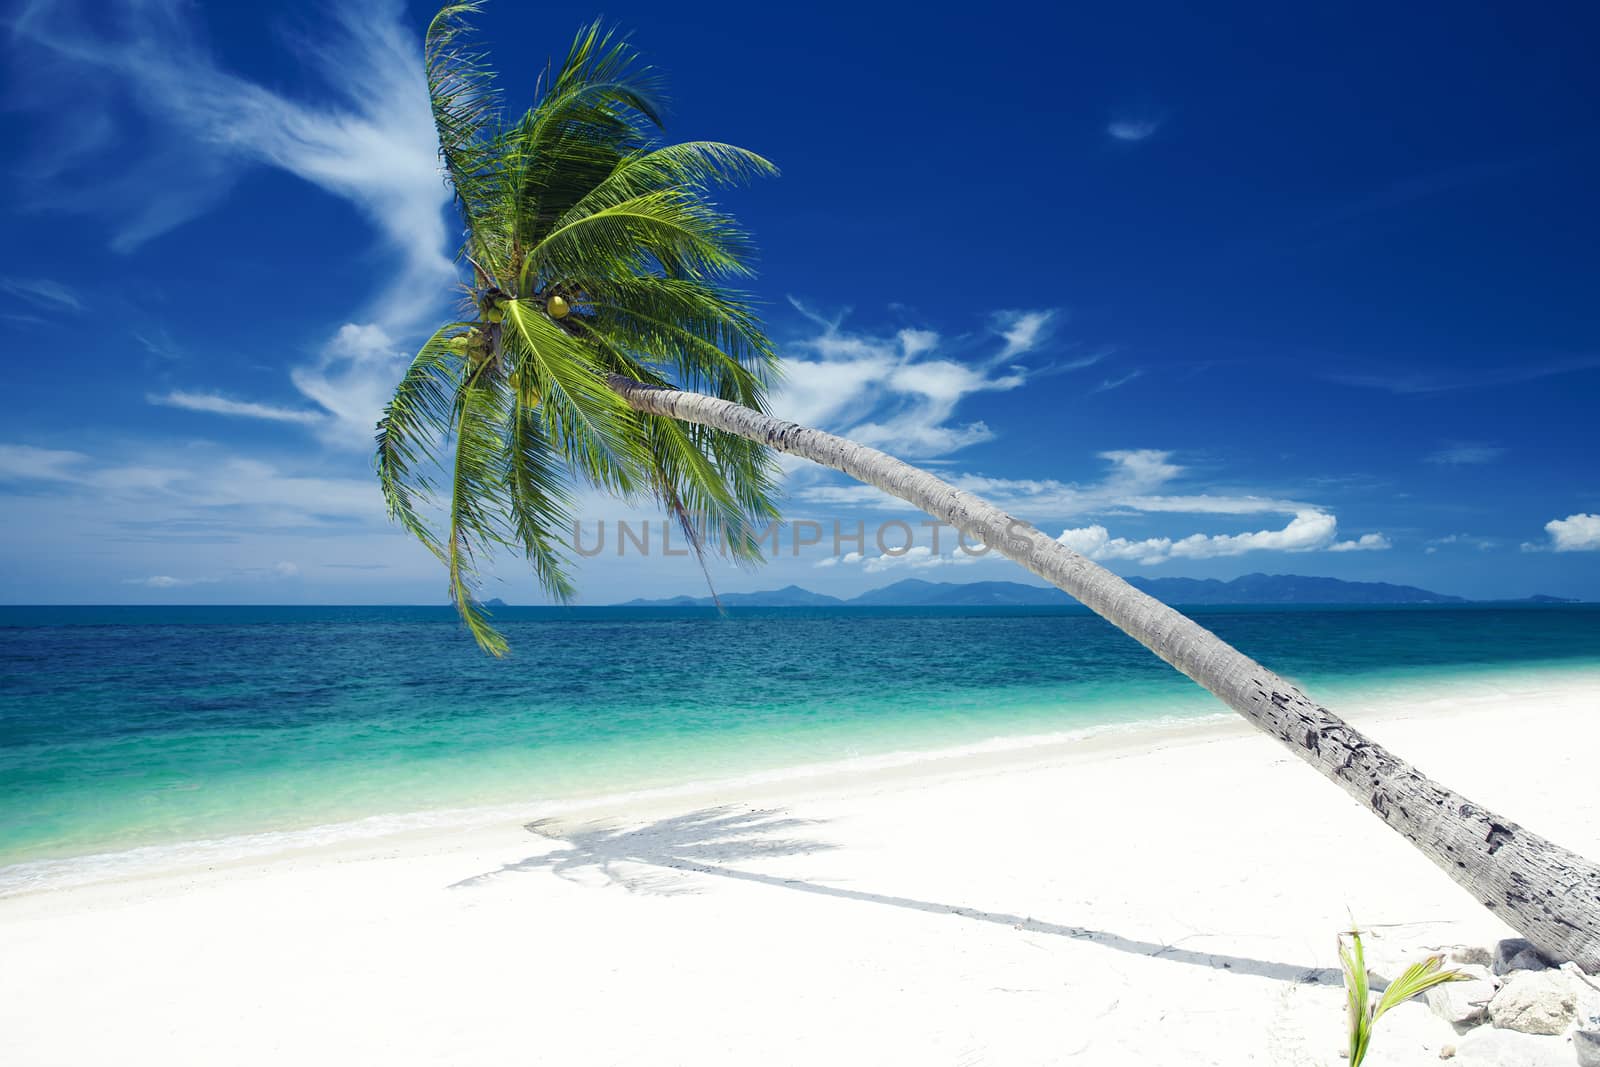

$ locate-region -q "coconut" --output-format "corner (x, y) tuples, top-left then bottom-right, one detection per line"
(546, 295), (570, 319)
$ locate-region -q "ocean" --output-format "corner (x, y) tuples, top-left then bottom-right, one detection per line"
(2, 603), (1597, 892)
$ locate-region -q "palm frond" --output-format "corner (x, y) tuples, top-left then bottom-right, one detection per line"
(446, 359), (512, 656)
(501, 298), (648, 495)
(531, 190), (755, 285)
(384, 4), (782, 651)
(376, 323), (473, 564)
(505, 375), (578, 601)
(559, 142), (777, 227)
(504, 21), (666, 270)
(586, 278), (776, 405)
(424, 3), (508, 270)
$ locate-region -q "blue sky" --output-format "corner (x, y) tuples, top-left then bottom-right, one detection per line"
(1, 0), (1597, 604)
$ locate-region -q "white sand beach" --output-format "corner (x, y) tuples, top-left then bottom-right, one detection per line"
(3, 671), (1598, 1066)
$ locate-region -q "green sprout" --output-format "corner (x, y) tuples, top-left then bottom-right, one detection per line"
(1338, 927), (1467, 1066)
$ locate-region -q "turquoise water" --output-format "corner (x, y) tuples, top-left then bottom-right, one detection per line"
(2, 604), (1597, 879)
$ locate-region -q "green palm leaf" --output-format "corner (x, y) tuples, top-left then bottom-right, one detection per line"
(446, 360), (513, 656)
(1339, 927), (1465, 1067)
(383, 4), (780, 654)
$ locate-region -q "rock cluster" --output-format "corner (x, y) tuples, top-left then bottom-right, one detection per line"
(1412, 939), (1600, 1065)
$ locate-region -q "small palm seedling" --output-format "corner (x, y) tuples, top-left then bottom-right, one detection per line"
(1338, 927), (1465, 1066)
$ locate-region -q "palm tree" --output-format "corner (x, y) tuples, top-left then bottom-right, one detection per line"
(378, 3), (1600, 970)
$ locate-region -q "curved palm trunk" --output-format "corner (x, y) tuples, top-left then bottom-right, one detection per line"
(609, 374), (1600, 971)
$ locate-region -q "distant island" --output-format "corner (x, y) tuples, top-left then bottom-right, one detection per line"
(616, 574), (1582, 608)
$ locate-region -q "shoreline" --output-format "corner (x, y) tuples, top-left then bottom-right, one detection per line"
(3, 667), (1598, 1064)
(5, 662), (1595, 899)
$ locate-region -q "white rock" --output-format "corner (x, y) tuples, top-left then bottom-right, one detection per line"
(1489, 970), (1578, 1036)
(1450, 1026), (1570, 1066)
(1425, 965), (1500, 1027)
(1558, 962), (1600, 1021)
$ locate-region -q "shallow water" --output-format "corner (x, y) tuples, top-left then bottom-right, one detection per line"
(2, 603), (1596, 880)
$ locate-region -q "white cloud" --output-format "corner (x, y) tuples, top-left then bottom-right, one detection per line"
(273, 561), (301, 578)
(122, 575), (217, 588)
(928, 451), (1308, 520)
(11, 0), (455, 450)
(145, 324), (422, 448)
(791, 448), (1330, 533)
(1542, 513), (1600, 552)
(0, 277), (82, 314)
(0, 444), (92, 482)
(9, 0), (452, 330)
(290, 323), (416, 448)
(0, 440), (384, 529)
(1329, 533), (1392, 552)
(149, 391), (324, 424)
(1108, 118), (1162, 142)
(771, 304), (1054, 459)
(1057, 510), (1389, 565)
(993, 310), (1054, 359)
(817, 546), (984, 574)
(1092, 369), (1144, 393)
(1426, 533), (1497, 554)
(1426, 443), (1505, 465)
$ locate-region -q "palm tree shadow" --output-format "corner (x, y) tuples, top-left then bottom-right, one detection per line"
(451, 804), (1343, 986)
(452, 806), (831, 896)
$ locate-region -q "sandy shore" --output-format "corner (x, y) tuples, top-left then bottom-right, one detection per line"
(3, 670), (1598, 1065)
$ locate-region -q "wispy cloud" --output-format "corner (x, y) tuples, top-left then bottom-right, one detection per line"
(7, 0), (464, 451)
(993, 310), (1055, 360)
(9, 0), (455, 452)
(0, 440), (384, 530)
(7, 0), (452, 330)
(149, 391), (325, 424)
(132, 329), (183, 363)
(0, 276), (82, 314)
(1291, 156), (1540, 241)
(795, 449), (1313, 520)
(1425, 533), (1498, 555)
(815, 546), (985, 574)
(1425, 443), (1505, 466)
(1091, 369), (1143, 393)
(1107, 117), (1162, 142)
(1328, 356), (1600, 395)
(794, 447), (1387, 566)
(772, 303), (1062, 459)
(290, 323), (418, 448)
(0, 443), (93, 483)
(121, 574), (218, 588)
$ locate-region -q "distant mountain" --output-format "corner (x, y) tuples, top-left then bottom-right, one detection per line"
(620, 584), (844, 608)
(1499, 594), (1580, 605)
(847, 579), (1070, 606)
(1124, 573), (1467, 605)
(618, 573), (1481, 608)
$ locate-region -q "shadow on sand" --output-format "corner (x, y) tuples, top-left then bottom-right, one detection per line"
(450, 805), (1343, 986)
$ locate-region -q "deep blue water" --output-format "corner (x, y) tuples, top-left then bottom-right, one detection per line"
(1, 603), (1597, 876)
